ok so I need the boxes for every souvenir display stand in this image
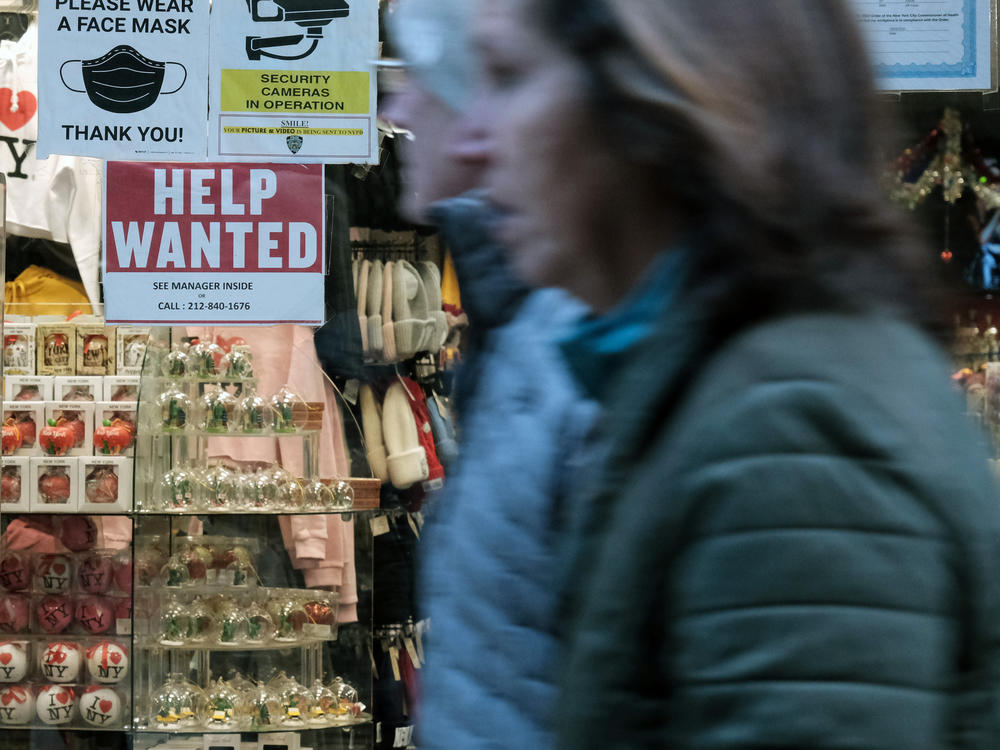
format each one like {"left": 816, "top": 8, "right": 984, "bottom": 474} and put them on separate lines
{"left": 0, "top": 320, "right": 375, "bottom": 750}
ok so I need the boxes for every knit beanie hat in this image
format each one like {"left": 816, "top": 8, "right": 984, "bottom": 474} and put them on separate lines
{"left": 382, "top": 380, "right": 429, "bottom": 489}
{"left": 356, "top": 259, "right": 371, "bottom": 355}
{"left": 382, "top": 261, "right": 398, "bottom": 363}
{"left": 360, "top": 384, "right": 389, "bottom": 481}
{"left": 366, "top": 260, "right": 384, "bottom": 361}
{"left": 392, "top": 260, "right": 434, "bottom": 359}
{"left": 389, "top": 0, "right": 478, "bottom": 113}
{"left": 418, "top": 261, "right": 448, "bottom": 352}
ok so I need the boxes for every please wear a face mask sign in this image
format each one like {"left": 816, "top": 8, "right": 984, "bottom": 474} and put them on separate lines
{"left": 36, "top": 0, "right": 210, "bottom": 160}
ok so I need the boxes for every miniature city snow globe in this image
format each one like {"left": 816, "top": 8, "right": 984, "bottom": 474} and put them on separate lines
{"left": 157, "top": 388, "right": 192, "bottom": 432}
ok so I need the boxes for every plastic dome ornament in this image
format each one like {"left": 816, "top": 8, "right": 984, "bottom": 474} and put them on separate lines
{"left": 308, "top": 679, "right": 336, "bottom": 725}
{"left": 240, "top": 389, "right": 267, "bottom": 433}
{"left": 226, "top": 349, "right": 254, "bottom": 379}
{"left": 203, "top": 677, "right": 243, "bottom": 729}
{"left": 188, "top": 342, "right": 227, "bottom": 379}
{"left": 269, "top": 386, "right": 300, "bottom": 433}
{"left": 249, "top": 682, "right": 281, "bottom": 729}
{"left": 278, "top": 678, "right": 312, "bottom": 727}
{"left": 159, "top": 597, "right": 192, "bottom": 645}
{"left": 187, "top": 597, "right": 215, "bottom": 643}
{"left": 216, "top": 605, "right": 249, "bottom": 645}
{"left": 157, "top": 466, "right": 198, "bottom": 511}
{"left": 245, "top": 600, "right": 275, "bottom": 643}
{"left": 157, "top": 388, "right": 192, "bottom": 432}
{"left": 198, "top": 390, "right": 240, "bottom": 433}
{"left": 151, "top": 673, "right": 204, "bottom": 728}
{"left": 200, "top": 464, "right": 241, "bottom": 511}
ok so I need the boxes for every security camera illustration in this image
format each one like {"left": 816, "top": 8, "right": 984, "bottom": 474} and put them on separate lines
{"left": 245, "top": 0, "right": 350, "bottom": 61}
{"left": 60, "top": 45, "right": 187, "bottom": 114}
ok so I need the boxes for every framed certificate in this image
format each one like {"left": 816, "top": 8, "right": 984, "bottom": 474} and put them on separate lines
{"left": 850, "top": 0, "right": 994, "bottom": 91}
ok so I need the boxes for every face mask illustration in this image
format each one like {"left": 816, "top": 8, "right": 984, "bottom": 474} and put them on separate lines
{"left": 60, "top": 46, "right": 187, "bottom": 114}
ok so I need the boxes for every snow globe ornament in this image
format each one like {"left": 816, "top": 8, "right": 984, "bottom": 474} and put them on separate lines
{"left": 39, "top": 641, "right": 81, "bottom": 682}
{"left": 81, "top": 685, "right": 122, "bottom": 727}
{"left": 0, "top": 641, "right": 27, "bottom": 682}
{"left": 199, "top": 464, "right": 240, "bottom": 510}
{"left": 270, "top": 387, "right": 299, "bottom": 433}
{"left": 36, "top": 595, "right": 73, "bottom": 634}
{"left": 216, "top": 604, "right": 248, "bottom": 645}
{"left": 245, "top": 601, "right": 274, "bottom": 643}
{"left": 36, "top": 684, "right": 75, "bottom": 725}
{"left": 189, "top": 342, "right": 227, "bottom": 379}
{"left": 277, "top": 474, "right": 305, "bottom": 512}
{"left": 76, "top": 597, "right": 114, "bottom": 635}
{"left": 279, "top": 678, "right": 311, "bottom": 727}
{"left": 0, "top": 685, "right": 32, "bottom": 724}
{"left": 249, "top": 682, "right": 281, "bottom": 729}
{"left": 159, "top": 598, "right": 191, "bottom": 645}
{"left": 221, "top": 546, "right": 254, "bottom": 587}
{"left": 268, "top": 592, "right": 306, "bottom": 642}
{"left": 157, "top": 388, "right": 192, "bottom": 432}
{"left": 252, "top": 470, "right": 280, "bottom": 511}
{"left": 186, "top": 598, "right": 214, "bottom": 643}
{"left": 308, "top": 679, "right": 335, "bottom": 725}
{"left": 203, "top": 677, "right": 242, "bottom": 729}
{"left": 162, "top": 554, "right": 191, "bottom": 588}
{"left": 198, "top": 390, "right": 239, "bottom": 433}
{"left": 0, "top": 552, "right": 30, "bottom": 592}
{"left": 86, "top": 641, "right": 128, "bottom": 683}
{"left": 239, "top": 390, "right": 267, "bottom": 433}
{"left": 303, "top": 480, "right": 335, "bottom": 511}
{"left": 331, "top": 480, "right": 354, "bottom": 510}
{"left": 37, "top": 554, "right": 72, "bottom": 594}
{"left": 162, "top": 349, "right": 189, "bottom": 378}
{"left": 78, "top": 554, "right": 113, "bottom": 594}
{"left": 151, "top": 673, "right": 202, "bottom": 728}
{"left": 226, "top": 349, "right": 254, "bottom": 379}
{"left": 157, "top": 466, "right": 197, "bottom": 511}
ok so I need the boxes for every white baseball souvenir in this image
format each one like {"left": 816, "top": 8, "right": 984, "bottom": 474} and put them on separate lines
{"left": 0, "top": 642, "right": 27, "bottom": 682}
{"left": 36, "top": 684, "right": 75, "bottom": 725}
{"left": 39, "top": 641, "right": 82, "bottom": 683}
{"left": 0, "top": 685, "right": 33, "bottom": 724}
{"left": 37, "top": 554, "right": 73, "bottom": 594}
{"left": 86, "top": 641, "right": 129, "bottom": 683}
{"left": 81, "top": 686, "right": 122, "bottom": 727}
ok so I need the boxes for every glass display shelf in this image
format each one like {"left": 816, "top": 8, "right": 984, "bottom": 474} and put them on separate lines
{"left": 134, "top": 638, "right": 334, "bottom": 651}
{"left": 138, "top": 713, "right": 373, "bottom": 733}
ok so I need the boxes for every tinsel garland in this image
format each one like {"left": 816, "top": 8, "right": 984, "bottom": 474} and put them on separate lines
{"left": 886, "top": 107, "right": 1000, "bottom": 210}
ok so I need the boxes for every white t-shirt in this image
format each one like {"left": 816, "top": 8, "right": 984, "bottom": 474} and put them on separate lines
{"left": 0, "top": 21, "right": 102, "bottom": 305}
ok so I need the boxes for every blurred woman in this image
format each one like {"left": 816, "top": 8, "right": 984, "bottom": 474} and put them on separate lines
{"left": 468, "top": 1, "right": 1000, "bottom": 748}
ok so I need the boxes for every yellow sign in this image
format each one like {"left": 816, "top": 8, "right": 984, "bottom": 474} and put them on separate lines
{"left": 220, "top": 70, "right": 370, "bottom": 114}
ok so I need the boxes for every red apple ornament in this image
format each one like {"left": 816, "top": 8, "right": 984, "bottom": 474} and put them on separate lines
{"left": 0, "top": 553, "right": 29, "bottom": 592}
{"left": 38, "top": 419, "right": 75, "bottom": 456}
{"left": 1, "top": 419, "right": 21, "bottom": 456}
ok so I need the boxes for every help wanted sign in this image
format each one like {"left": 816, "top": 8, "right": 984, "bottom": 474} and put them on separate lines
{"left": 103, "top": 161, "right": 326, "bottom": 325}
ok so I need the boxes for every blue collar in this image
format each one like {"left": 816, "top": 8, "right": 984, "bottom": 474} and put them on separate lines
{"left": 558, "top": 249, "right": 689, "bottom": 401}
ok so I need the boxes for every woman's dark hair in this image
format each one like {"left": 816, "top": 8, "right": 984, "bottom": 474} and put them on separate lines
{"left": 542, "top": 0, "right": 935, "bottom": 336}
